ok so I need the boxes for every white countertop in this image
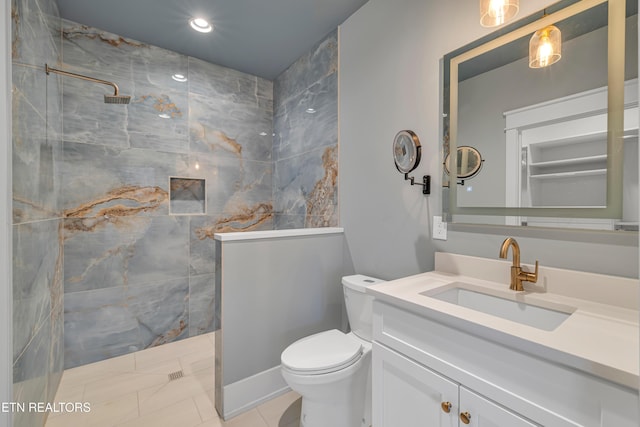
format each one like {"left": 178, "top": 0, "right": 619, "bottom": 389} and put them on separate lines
{"left": 367, "top": 253, "right": 639, "bottom": 390}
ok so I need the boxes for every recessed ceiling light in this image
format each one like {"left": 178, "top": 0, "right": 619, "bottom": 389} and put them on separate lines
{"left": 172, "top": 73, "right": 187, "bottom": 82}
{"left": 189, "top": 17, "right": 213, "bottom": 33}
{"left": 305, "top": 108, "right": 316, "bottom": 114}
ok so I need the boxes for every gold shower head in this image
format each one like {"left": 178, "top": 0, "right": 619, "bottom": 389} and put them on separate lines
{"left": 45, "top": 64, "right": 131, "bottom": 105}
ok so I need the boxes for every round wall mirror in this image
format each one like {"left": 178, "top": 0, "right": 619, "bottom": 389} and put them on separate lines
{"left": 444, "top": 146, "right": 483, "bottom": 179}
{"left": 393, "top": 130, "right": 421, "bottom": 173}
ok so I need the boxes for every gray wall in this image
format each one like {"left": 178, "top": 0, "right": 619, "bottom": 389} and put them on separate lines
{"left": 273, "top": 30, "right": 339, "bottom": 229}
{"left": 11, "top": 0, "right": 64, "bottom": 425}
{"left": 339, "top": 0, "right": 638, "bottom": 280}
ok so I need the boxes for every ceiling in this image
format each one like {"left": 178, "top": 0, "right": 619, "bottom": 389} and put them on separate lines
{"left": 56, "top": 0, "right": 369, "bottom": 80}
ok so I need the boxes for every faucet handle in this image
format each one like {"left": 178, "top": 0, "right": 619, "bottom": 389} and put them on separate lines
{"left": 520, "top": 260, "right": 539, "bottom": 284}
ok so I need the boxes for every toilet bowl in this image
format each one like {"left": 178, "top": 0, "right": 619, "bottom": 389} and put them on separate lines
{"left": 280, "top": 275, "right": 384, "bottom": 427}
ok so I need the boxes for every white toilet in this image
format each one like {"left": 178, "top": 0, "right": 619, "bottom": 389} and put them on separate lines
{"left": 280, "top": 274, "right": 385, "bottom": 427}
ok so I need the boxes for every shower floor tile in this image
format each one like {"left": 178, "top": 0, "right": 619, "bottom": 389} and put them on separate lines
{"left": 44, "top": 332, "right": 301, "bottom": 427}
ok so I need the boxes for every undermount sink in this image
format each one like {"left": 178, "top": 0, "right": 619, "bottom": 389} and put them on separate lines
{"left": 422, "top": 282, "right": 574, "bottom": 331}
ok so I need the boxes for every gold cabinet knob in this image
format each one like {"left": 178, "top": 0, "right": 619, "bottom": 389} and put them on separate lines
{"left": 441, "top": 401, "right": 452, "bottom": 413}
{"left": 460, "top": 411, "right": 471, "bottom": 424}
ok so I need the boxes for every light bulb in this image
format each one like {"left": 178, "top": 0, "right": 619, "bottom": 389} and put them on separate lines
{"left": 480, "top": 0, "right": 518, "bottom": 27}
{"left": 488, "top": 0, "right": 507, "bottom": 25}
{"left": 537, "top": 36, "right": 553, "bottom": 67}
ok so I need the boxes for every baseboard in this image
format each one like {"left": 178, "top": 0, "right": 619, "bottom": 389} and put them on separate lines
{"left": 222, "top": 365, "right": 290, "bottom": 420}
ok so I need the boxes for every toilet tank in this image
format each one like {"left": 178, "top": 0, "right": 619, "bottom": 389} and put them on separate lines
{"left": 342, "top": 275, "right": 385, "bottom": 342}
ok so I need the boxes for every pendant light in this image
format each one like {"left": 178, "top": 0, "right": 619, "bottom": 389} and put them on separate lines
{"left": 479, "top": 0, "right": 519, "bottom": 27}
{"left": 529, "top": 23, "right": 562, "bottom": 68}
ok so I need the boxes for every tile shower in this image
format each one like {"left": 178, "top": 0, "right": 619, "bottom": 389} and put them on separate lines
{"left": 11, "top": 0, "right": 338, "bottom": 423}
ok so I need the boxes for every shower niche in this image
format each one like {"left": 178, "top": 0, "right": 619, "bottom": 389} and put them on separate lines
{"left": 169, "top": 177, "right": 206, "bottom": 215}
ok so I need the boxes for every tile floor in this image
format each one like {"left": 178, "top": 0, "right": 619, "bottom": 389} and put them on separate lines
{"left": 44, "top": 333, "right": 301, "bottom": 427}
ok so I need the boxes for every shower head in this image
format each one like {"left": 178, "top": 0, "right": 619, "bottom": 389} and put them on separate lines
{"left": 104, "top": 94, "right": 131, "bottom": 104}
{"left": 45, "top": 64, "right": 131, "bottom": 105}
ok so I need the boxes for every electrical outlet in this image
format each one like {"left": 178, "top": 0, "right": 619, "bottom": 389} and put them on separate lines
{"left": 433, "top": 216, "right": 448, "bottom": 240}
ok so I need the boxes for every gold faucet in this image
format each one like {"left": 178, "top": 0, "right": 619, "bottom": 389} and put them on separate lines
{"left": 499, "top": 237, "right": 539, "bottom": 291}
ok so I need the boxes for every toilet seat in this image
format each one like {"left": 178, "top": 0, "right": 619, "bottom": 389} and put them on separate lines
{"left": 281, "top": 330, "right": 363, "bottom": 375}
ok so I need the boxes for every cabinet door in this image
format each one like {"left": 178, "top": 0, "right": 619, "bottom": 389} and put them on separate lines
{"left": 459, "top": 387, "right": 540, "bottom": 427}
{"left": 373, "top": 343, "right": 458, "bottom": 427}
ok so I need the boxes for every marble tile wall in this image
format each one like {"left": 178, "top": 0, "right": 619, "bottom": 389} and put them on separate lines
{"left": 60, "top": 21, "right": 275, "bottom": 369}
{"left": 12, "top": 1, "right": 339, "bottom": 380}
{"left": 273, "top": 30, "right": 339, "bottom": 229}
{"left": 11, "top": 0, "right": 64, "bottom": 425}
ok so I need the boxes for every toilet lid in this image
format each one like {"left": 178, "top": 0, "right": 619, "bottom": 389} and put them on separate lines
{"left": 281, "top": 329, "right": 363, "bottom": 375}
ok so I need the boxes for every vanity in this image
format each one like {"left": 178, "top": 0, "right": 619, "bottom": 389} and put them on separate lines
{"left": 367, "top": 252, "right": 639, "bottom": 426}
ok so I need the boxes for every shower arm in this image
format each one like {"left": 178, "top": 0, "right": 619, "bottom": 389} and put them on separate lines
{"left": 45, "top": 64, "right": 122, "bottom": 96}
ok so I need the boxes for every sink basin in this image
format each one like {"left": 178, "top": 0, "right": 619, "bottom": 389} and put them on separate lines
{"left": 422, "top": 282, "right": 574, "bottom": 331}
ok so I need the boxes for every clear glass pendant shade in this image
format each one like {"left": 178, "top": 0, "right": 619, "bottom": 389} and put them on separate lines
{"left": 529, "top": 25, "right": 562, "bottom": 68}
{"left": 479, "top": 0, "right": 519, "bottom": 27}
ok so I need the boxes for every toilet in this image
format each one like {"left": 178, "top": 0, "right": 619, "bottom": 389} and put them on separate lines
{"left": 280, "top": 274, "right": 385, "bottom": 427}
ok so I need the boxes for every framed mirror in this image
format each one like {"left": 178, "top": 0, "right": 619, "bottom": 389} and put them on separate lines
{"left": 444, "top": 146, "right": 484, "bottom": 182}
{"left": 442, "top": 0, "right": 638, "bottom": 231}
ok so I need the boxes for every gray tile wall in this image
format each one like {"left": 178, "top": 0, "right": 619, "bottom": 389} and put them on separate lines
{"left": 12, "top": 0, "right": 339, "bottom": 380}
{"left": 273, "top": 30, "right": 339, "bottom": 229}
{"left": 11, "top": 0, "right": 64, "bottom": 425}
{"left": 60, "top": 20, "right": 275, "bottom": 368}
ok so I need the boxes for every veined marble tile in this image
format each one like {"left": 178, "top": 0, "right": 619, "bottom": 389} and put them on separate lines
{"left": 273, "top": 73, "right": 337, "bottom": 160}
{"left": 64, "top": 286, "right": 142, "bottom": 368}
{"left": 61, "top": 20, "right": 145, "bottom": 82}
{"left": 127, "top": 82, "right": 189, "bottom": 153}
{"left": 64, "top": 277, "right": 190, "bottom": 368}
{"left": 190, "top": 209, "right": 274, "bottom": 243}
{"left": 62, "top": 77, "right": 133, "bottom": 148}
{"left": 48, "top": 299, "right": 64, "bottom": 404}
{"left": 188, "top": 153, "right": 273, "bottom": 219}
{"left": 64, "top": 215, "right": 189, "bottom": 292}
{"left": 61, "top": 141, "right": 190, "bottom": 215}
{"left": 274, "top": 30, "right": 337, "bottom": 109}
{"left": 273, "top": 214, "right": 306, "bottom": 230}
{"left": 188, "top": 57, "right": 271, "bottom": 108}
{"left": 12, "top": 0, "right": 61, "bottom": 67}
{"left": 274, "top": 145, "right": 338, "bottom": 224}
{"left": 257, "top": 78, "right": 274, "bottom": 111}
{"left": 189, "top": 274, "right": 216, "bottom": 336}
{"left": 189, "top": 216, "right": 216, "bottom": 276}
{"left": 13, "top": 64, "right": 62, "bottom": 223}
{"left": 189, "top": 92, "right": 273, "bottom": 162}
{"left": 13, "top": 314, "right": 49, "bottom": 427}
{"left": 13, "top": 219, "right": 62, "bottom": 361}
{"left": 61, "top": 20, "right": 193, "bottom": 149}
{"left": 127, "top": 278, "right": 190, "bottom": 348}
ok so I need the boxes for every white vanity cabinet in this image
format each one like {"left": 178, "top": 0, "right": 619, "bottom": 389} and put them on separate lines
{"left": 371, "top": 300, "right": 639, "bottom": 427}
{"left": 373, "top": 342, "right": 538, "bottom": 427}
